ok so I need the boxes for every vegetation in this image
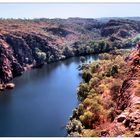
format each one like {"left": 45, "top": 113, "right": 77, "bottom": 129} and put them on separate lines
{"left": 0, "top": 18, "right": 140, "bottom": 136}
{"left": 67, "top": 48, "right": 132, "bottom": 137}
{"left": 80, "top": 56, "right": 86, "bottom": 63}
{"left": 1, "top": 18, "right": 139, "bottom": 86}
{"left": 34, "top": 48, "right": 46, "bottom": 66}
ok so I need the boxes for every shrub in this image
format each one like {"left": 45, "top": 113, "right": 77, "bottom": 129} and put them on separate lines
{"left": 87, "top": 90, "right": 97, "bottom": 98}
{"left": 80, "top": 56, "right": 86, "bottom": 63}
{"left": 107, "top": 108, "right": 116, "bottom": 122}
{"left": 98, "top": 40, "right": 106, "bottom": 48}
{"left": 35, "top": 48, "right": 46, "bottom": 64}
{"left": 62, "top": 46, "right": 73, "bottom": 57}
{"left": 111, "top": 82, "right": 121, "bottom": 100}
{"left": 82, "top": 70, "right": 92, "bottom": 83}
{"left": 90, "top": 100, "right": 103, "bottom": 114}
{"left": 99, "top": 53, "right": 111, "bottom": 60}
{"left": 91, "top": 63, "right": 100, "bottom": 73}
{"left": 78, "top": 103, "right": 84, "bottom": 114}
{"left": 89, "top": 77, "right": 100, "bottom": 89}
{"left": 97, "top": 84, "right": 108, "bottom": 94}
{"left": 77, "top": 83, "right": 89, "bottom": 101}
{"left": 79, "top": 111, "right": 93, "bottom": 127}
{"left": 111, "top": 65, "right": 119, "bottom": 75}
{"left": 106, "top": 64, "right": 119, "bottom": 77}
{"left": 83, "top": 98, "right": 92, "bottom": 106}
{"left": 82, "top": 129, "right": 99, "bottom": 137}
{"left": 66, "top": 118, "right": 84, "bottom": 134}
{"left": 68, "top": 132, "right": 82, "bottom": 137}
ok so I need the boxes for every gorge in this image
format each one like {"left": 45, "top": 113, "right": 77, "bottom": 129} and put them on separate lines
{"left": 0, "top": 17, "right": 140, "bottom": 137}
{"left": 0, "top": 55, "right": 98, "bottom": 136}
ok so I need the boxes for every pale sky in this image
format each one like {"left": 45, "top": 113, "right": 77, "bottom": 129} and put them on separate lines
{"left": 0, "top": 3, "right": 140, "bottom": 19}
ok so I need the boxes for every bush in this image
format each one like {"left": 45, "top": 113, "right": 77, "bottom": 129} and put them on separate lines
{"left": 66, "top": 118, "right": 84, "bottom": 134}
{"left": 98, "top": 40, "right": 106, "bottom": 48}
{"left": 106, "top": 64, "right": 119, "bottom": 77}
{"left": 80, "top": 56, "right": 86, "bottom": 63}
{"left": 83, "top": 98, "right": 91, "bottom": 105}
{"left": 62, "top": 46, "right": 74, "bottom": 57}
{"left": 91, "top": 63, "right": 100, "bottom": 73}
{"left": 111, "top": 82, "right": 121, "bottom": 100}
{"left": 107, "top": 108, "right": 116, "bottom": 122}
{"left": 82, "top": 129, "right": 99, "bottom": 137}
{"left": 89, "top": 77, "right": 100, "bottom": 89}
{"left": 111, "top": 65, "right": 119, "bottom": 75}
{"left": 77, "top": 83, "right": 89, "bottom": 101}
{"left": 35, "top": 48, "right": 46, "bottom": 64}
{"left": 90, "top": 100, "right": 103, "bottom": 114}
{"left": 97, "top": 84, "right": 108, "bottom": 94}
{"left": 82, "top": 70, "right": 92, "bottom": 83}
{"left": 87, "top": 89, "right": 97, "bottom": 98}
{"left": 78, "top": 104, "right": 84, "bottom": 114}
{"left": 79, "top": 111, "right": 93, "bottom": 127}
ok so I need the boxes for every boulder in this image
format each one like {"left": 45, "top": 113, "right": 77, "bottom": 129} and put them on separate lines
{"left": 124, "top": 119, "right": 130, "bottom": 127}
{"left": 134, "top": 131, "right": 140, "bottom": 137}
{"left": 6, "top": 83, "right": 15, "bottom": 89}
{"left": 130, "top": 125, "right": 136, "bottom": 131}
{"left": 100, "top": 129, "right": 109, "bottom": 136}
{"left": 0, "top": 84, "right": 5, "bottom": 91}
{"left": 117, "top": 114, "right": 126, "bottom": 122}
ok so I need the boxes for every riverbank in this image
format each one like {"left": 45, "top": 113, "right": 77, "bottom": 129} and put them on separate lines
{"left": 0, "top": 47, "right": 133, "bottom": 92}
{"left": 0, "top": 83, "right": 15, "bottom": 91}
{"left": 66, "top": 48, "right": 138, "bottom": 137}
{"left": 0, "top": 18, "right": 139, "bottom": 91}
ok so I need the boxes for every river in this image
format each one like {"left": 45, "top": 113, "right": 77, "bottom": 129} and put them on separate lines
{"left": 0, "top": 55, "right": 99, "bottom": 137}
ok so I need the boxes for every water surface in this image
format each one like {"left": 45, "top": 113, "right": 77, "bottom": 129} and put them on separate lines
{"left": 0, "top": 55, "right": 98, "bottom": 137}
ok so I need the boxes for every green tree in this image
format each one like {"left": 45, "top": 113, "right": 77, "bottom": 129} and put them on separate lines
{"left": 63, "top": 46, "right": 73, "bottom": 57}
{"left": 35, "top": 48, "right": 46, "bottom": 66}
{"left": 77, "top": 83, "right": 89, "bottom": 101}
{"left": 82, "top": 70, "right": 92, "bottom": 83}
{"left": 111, "top": 64, "right": 119, "bottom": 76}
{"left": 80, "top": 56, "right": 86, "bottom": 63}
{"left": 79, "top": 111, "right": 93, "bottom": 128}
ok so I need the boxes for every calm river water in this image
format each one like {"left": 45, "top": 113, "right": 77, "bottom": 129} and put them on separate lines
{"left": 0, "top": 55, "right": 98, "bottom": 137}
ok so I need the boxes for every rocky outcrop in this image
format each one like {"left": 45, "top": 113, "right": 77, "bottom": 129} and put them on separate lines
{"left": 1, "top": 18, "right": 140, "bottom": 88}
{"left": 104, "top": 43, "right": 140, "bottom": 137}
{"left": 67, "top": 42, "right": 140, "bottom": 137}
{"left": 43, "top": 27, "right": 74, "bottom": 37}
{"left": 0, "top": 40, "right": 23, "bottom": 85}
{"left": 101, "top": 19, "right": 140, "bottom": 37}
{"left": 5, "top": 83, "right": 15, "bottom": 89}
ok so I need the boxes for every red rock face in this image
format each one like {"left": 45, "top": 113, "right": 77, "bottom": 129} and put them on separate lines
{"left": 105, "top": 44, "right": 140, "bottom": 137}
{"left": 0, "top": 47, "right": 12, "bottom": 83}
{"left": 0, "top": 41, "right": 23, "bottom": 84}
{"left": 0, "top": 18, "right": 140, "bottom": 86}
{"left": 101, "top": 19, "right": 140, "bottom": 37}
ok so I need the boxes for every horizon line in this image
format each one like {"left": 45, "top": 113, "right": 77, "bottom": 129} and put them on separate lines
{"left": 0, "top": 16, "right": 140, "bottom": 20}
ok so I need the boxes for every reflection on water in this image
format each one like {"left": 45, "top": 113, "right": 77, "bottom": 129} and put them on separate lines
{"left": 0, "top": 55, "right": 99, "bottom": 137}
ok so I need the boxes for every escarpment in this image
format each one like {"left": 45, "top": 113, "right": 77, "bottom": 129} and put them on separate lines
{"left": 67, "top": 42, "right": 140, "bottom": 137}
{"left": 0, "top": 39, "right": 23, "bottom": 83}
{"left": 1, "top": 18, "right": 140, "bottom": 89}
{"left": 106, "top": 43, "right": 140, "bottom": 137}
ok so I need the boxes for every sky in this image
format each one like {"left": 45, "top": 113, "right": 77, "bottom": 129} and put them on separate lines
{"left": 0, "top": 3, "right": 140, "bottom": 19}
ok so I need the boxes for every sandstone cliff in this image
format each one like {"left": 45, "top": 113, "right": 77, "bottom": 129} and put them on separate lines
{"left": 67, "top": 43, "right": 140, "bottom": 137}
{"left": 0, "top": 18, "right": 140, "bottom": 87}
